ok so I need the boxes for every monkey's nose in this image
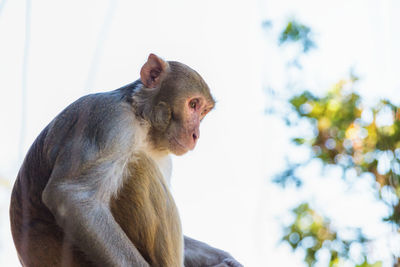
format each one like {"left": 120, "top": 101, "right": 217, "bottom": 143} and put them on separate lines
{"left": 192, "top": 133, "right": 198, "bottom": 142}
{"left": 192, "top": 128, "right": 200, "bottom": 143}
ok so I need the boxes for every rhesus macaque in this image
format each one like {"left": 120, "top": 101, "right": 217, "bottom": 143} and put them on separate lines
{"left": 10, "top": 54, "right": 243, "bottom": 267}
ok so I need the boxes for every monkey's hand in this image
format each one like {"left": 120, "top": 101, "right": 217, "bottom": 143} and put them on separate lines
{"left": 184, "top": 236, "right": 243, "bottom": 267}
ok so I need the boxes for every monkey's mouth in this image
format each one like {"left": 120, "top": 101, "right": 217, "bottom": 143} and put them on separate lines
{"left": 172, "top": 137, "right": 187, "bottom": 149}
{"left": 171, "top": 136, "right": 193, "bottom": 153}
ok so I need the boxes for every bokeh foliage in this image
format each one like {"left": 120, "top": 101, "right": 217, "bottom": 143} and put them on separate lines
{"left": 267, "top": 19, "right": 400, "bottom": 266}
{"left": 286, "top": 77, "right": 400, "bottom": 223}
{"left": 279, "top": 20, "right": 315, "bottom": 53}
{"left": 280, "top": 78, "right": 400, "bottom": 265}
{"left": 283, "top": 203, "right": 373, "bottom": 267}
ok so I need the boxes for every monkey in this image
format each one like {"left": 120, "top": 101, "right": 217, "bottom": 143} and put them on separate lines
{"left": 10, "top": 54, "right": 243, "bottom": 267}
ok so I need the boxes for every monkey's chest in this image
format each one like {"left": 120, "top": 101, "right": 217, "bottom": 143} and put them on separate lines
{"left": 110, "top": 157, "right": 183, "bottom": 267}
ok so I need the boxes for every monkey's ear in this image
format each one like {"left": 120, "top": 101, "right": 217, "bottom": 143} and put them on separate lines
{"left": 140, "top": 54, "right": 169, "bottom": 88}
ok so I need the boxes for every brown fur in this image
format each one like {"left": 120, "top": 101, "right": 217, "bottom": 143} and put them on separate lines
{"left": 111, "top": 153, "right": 182, "bottom": 267}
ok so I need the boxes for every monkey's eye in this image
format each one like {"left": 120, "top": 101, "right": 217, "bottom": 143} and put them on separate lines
{"left": 189, "top": 99, "right": 199, "bottom": 110}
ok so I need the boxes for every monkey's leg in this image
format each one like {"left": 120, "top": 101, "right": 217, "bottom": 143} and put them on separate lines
{"left": 13, "top": 222, "right": 95, "bottom": 267}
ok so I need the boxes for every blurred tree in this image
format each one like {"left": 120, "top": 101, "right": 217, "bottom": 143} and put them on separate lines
{"left": 279, "top": 20, "right": 315, "bottom": 53}
{"left": 283, "top": 203, "right": 372, "bottom": 267}
{"left": 265, "top": 19, "right": 400, "bottom": 267}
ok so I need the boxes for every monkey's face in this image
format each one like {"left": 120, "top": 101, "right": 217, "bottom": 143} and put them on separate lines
{"left": 165, "top": 94, "right": 213, "bottom": 156}
{"left": 137, "top": 54, "right": 215, "bottom": 155}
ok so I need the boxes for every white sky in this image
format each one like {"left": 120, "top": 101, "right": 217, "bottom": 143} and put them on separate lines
{"left": 0, "top": 0, "right": 399, "bottom": 266}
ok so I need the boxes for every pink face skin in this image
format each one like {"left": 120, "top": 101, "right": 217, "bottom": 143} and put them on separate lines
{"left": 170, "top": 95, "right": 213, "bottom": 155}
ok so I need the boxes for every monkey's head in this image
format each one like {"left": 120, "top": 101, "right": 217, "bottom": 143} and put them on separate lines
{"left": 134, "top": 54, "right": 215, "bottom": 156}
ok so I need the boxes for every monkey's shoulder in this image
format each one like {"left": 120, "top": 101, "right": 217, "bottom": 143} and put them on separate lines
{"left": 47, "top": 89, "right": 138, "bottom": 143}
{"left": 58, "top": 88, "right": 136, "bottom": 124}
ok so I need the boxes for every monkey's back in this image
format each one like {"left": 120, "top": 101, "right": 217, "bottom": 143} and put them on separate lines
{"left": 9, "top": 127, "right": 96, "bottom": 266}
{"left": 111, "top": 153, "right": 183, "bottom": 267}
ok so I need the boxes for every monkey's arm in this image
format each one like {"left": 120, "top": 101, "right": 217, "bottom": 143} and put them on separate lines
{"left": 184, "top": 236, "right": 243, "bottom": 267}
{"left": 41, "top": 103, "right": 149, "bottom": 267}
{"left": 42, "top": 160, "right": 149, "bottom": 267}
